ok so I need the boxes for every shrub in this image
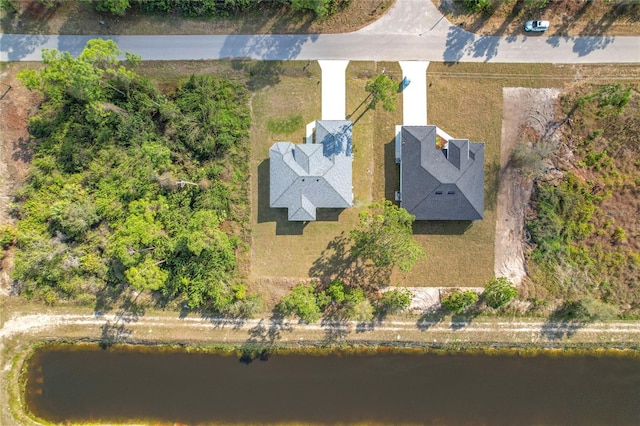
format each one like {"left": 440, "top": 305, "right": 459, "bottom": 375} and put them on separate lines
{"left": 347, "top": 300, "right": 375, "bottom": 322}
{"left": 441, "top": 290, "right": 479, "bottom": 314}
{"left": 612, "top": 227, "right": 626, "bottom": 243}
{"left": 511, "top": 139, "right": 559, "bottom": 179}
{"left": 576, "top": 84, "right": 632, "bottom": 116}
{"left": 559, "top": 297, "right": 620, "bottom": 321}
{"left": 0, "top": 225, "right": 16, "bottom": 248}
{"left": 462, "top": 0, "right": 492, "bottom": 15}
{"left": 379, "top": 288, "right": 413, "bottom": 314}
{"left": 326, "top": 279, "right": 347, "bottom": 303}
{"left": 277, "top": 283, "right": 325, "bottom": 322}
{"left": 227, "top": 293, "right": 262, "bottom": 318}
{"left": 482, "top": 277, "right": 518, "bottom": 309}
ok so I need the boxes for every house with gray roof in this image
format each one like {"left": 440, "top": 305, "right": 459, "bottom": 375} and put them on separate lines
{"left": 396, "top": 125, "right": 484, "bottom": 221}
{"left": 270, "top": 120, "right": 353, "bottom": 221}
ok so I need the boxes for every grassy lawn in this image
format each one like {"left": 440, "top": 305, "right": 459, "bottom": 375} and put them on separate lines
{"left": 247, "top": 60, "right": 586, "bottom": 289}
{"left": 249, "top": 61, "right": 375, "bottom": 282}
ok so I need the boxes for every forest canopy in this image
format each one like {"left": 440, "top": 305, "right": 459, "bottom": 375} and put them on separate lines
{"left": 14, "top": 39, "right": 255, "bottom": 314}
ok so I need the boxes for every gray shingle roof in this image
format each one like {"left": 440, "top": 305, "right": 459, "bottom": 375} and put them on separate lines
{"left": 399, "top": 126, "right": 484, "bottom": 220}
{"left": 270, "top": 120, "right": 353, "bottom": 221}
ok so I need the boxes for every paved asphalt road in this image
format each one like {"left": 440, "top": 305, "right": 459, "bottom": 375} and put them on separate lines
{"left": 1, "top": 0, "right": 639, "bottom": 63}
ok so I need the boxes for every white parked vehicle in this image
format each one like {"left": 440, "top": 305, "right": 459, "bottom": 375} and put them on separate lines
{"left": 524, "top": 20, "right": 550, "bottom": 32}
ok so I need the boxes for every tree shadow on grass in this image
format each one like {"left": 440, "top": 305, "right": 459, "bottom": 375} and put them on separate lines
{"left": 232, "top": 59, "right": 284, "bottom": 92}
{"left": 308, "top": 232, "right": 391, "bottom": 290}
{"left": 355, "top": 319, "right": 379, "bottom": 334}
{"left": 11, "top": 137, "right": 33, "bottom": 163}
{"left": 94, "top": 283, "right": 127, "bottom": 317}
{"left": 417, "top": 307, "right": 448, "bottom": 331}
{"left": 450, "top": 310, "right": 480, "bottom": 330}
{"left": 98, "top": 294, "right": 146, "bottom": 348}
{"left": 321, "top": 316, "right": 351, "bottom": 342}
{"left": 384, "top": 137, "right": 400, "bottom": 202}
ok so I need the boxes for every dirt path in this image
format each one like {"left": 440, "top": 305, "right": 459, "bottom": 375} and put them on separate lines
{"left": 3, "top": 311, "right": 640, "bottom": 348}
{"left": 494, "top": 87, "right": 560, "bottom": 286}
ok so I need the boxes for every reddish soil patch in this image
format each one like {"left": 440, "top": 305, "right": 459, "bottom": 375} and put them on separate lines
{"left": 0, "top": 64, "right": 39, "bottom": 295}
{"left": 0, "top": 65, "right": 36, "bottom": 225}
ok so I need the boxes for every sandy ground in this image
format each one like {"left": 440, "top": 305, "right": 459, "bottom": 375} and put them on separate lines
{"left": 4, "top": 311, "right": 640, "bottom": 349}
{"left": 494, "top": 87, "right": 560, "bottom": 286}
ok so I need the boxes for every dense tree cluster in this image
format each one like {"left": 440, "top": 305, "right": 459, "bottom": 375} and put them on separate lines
{"left": 14, "top": 40, "right": 255, "bottom": 314}
{"left": 81, "top": 0, "right": 350, "bottom": 18}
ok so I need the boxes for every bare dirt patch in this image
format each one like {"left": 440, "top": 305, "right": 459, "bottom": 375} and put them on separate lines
{"left": 0, "top": 65, "right": 34, "bottom": 226}
{"left": 494, "top": 87, "right": 560, "bottom": 286}
{"left": 437, "top": 0, "right": 640, "bottom": 36}
{"left": 0, "top": 64, "right": 38, "bottom": 297}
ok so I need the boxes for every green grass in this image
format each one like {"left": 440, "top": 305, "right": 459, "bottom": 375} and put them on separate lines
{"left": 267, "top": 114, "right": 303, "bottom": 135}
{"left": 249, "top": 61, "right": 580, "bottom": 288}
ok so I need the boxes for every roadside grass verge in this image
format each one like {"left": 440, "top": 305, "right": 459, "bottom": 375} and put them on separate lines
{"left": 0, "top": 0, "right": 395, "bottom": 36}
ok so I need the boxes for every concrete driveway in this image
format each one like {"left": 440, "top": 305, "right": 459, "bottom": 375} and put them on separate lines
{"left": 399, "top": 61, "right": 429, "bottom": 126}
{"left": 319, "top": 60, "right": 349, "bottom": 120}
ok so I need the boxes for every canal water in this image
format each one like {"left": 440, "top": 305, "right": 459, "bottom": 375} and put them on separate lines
{"left": 26, "top": 345, "right": 640, "bottom": 425}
